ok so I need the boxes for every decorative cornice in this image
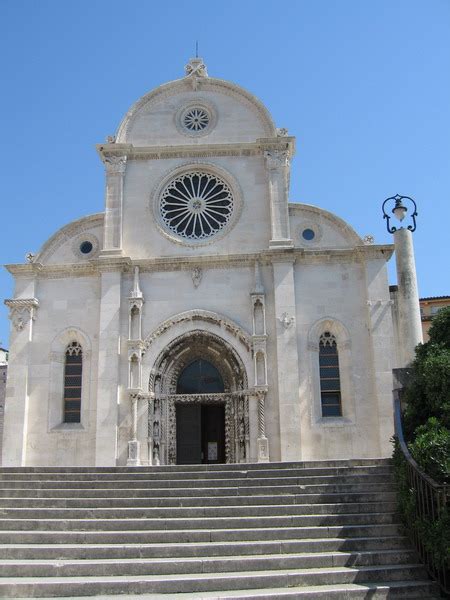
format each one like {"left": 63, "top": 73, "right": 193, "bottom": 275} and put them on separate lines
{"left": 96, "top": 138, "right": 295, "bottom": 163}
{"left": 4, "top": 245, "right": 394, "bottom": 279}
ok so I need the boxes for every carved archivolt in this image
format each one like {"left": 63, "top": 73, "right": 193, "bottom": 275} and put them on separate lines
{"left": 148, "top": 329, "right": 249, "bottom": 465}
{"left": 143, "top": 309, "right": 252, "bottom": 352}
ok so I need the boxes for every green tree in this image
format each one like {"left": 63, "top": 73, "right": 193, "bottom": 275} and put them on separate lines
{"left": 403, "top": 306, "right": 450, "bottom": 444}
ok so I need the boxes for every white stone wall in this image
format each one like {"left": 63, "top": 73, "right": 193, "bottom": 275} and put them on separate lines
{"left": 2, "top": 64, "right": 399, "bottom": 466}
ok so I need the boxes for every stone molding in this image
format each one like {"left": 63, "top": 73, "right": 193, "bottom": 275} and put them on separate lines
{"left": 97, "top": 138, "right": 295, "bottom": 163}
{"left": 4, "top": 298, "right": 39, "bottom": 331}
{"left": 5, "top": 244, "right": 395, "bottom": 279}
{"left": 143, "top": 309, "right": 252, "bottom": 351}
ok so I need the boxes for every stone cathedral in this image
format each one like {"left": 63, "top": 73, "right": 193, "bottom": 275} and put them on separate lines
{"left": 2, "top": 59, "right": 402, "bottom": 467}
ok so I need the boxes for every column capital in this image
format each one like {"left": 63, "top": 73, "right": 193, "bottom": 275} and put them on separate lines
{"left": 4, "top": 298, "right": 39, "bottom": 332}
{"left": 264, "top": 149, "right": 290, "bottom": 170}
{"left": 104, "top": 155, "right": 127, "bottom": 174}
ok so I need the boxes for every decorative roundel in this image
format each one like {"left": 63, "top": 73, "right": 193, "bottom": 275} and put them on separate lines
{"left": 72, "top": 233, "right": 99, "bottom": 259}
{"left": 183, "top": 107, "right": 209, "bottom": 132}
{"left": 176, "top": 101, "right": 216, "bottom": 137}
{"left": 297, "top": 221, "right": 322, "bottom": 246}
{"left": 160, "top": 171, "right": 234, "bottom": 240}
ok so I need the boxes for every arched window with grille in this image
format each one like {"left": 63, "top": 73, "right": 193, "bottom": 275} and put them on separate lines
{"left": 63, "top": 342, "right": 83, "bottom": 423}
{"left": 319, "top": 332, "right": 342, "bottom": 417}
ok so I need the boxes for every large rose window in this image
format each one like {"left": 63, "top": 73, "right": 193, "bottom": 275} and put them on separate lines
{"left": 160, "top": 172, "right": 234, "bottom": 240}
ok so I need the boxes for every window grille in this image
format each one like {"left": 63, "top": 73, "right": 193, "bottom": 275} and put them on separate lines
{"left": 319, "top": 332, "right": 342, "bottom": 417}
{"left": 63, "top": 342, "right": 82, "bottom": 423}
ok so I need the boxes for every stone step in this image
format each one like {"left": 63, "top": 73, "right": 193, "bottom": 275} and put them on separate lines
{"left": 0, "top": 472, "right": 394, "bottom": 489}
{"left": 66, "top": 581, "right": 436, "bottom": 599}
{"left": 0, "top": 501, "right": 397, "bottom": 519}
{"left": 0, "top": 536, "right": 411, "bottom": 560}
{"left": 0, "top": 481, "right": 395, "bottom": 497}
{"left": 0, "top": 523, "right": 402, "bottom": 545}
{"left": 0, "top": 549, "right": 419, "bottom": 577}
{"left": 0, "top": 485, "right": 396, "bottom": 507}
{"left": 0, "top": 564, "right": 429, "bottom": 597}
{"left": 0, "top": 458, "right": 392, "bottom": 474}
{"left": 0, "top": 466, "right": 393, "bottom": 482}
{"left": 0, "top": 512, "right": 398, "bottom": 532}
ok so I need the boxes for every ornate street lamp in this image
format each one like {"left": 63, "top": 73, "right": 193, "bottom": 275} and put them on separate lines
{"left": 383, "top": 194, "right": 422, "bottom": 366}
{"left": 382, "top": 194, "right": 418, "bottom": 233}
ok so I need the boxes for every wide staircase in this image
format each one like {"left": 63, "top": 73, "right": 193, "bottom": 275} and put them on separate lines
{"left": 0, "top": 459, "right": 440, "bottom": 598}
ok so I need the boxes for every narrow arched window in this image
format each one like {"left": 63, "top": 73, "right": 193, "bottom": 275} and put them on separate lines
{"left": 63, "top": 342, "right": 82, "bottom": 423}
{"left": 319, "top": 332, "right": 342, "bottom": 417}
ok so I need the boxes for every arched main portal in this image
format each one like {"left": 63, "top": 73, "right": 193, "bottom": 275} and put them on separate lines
{"left": 148, "top": 330, "right": 249, "bottom": 465}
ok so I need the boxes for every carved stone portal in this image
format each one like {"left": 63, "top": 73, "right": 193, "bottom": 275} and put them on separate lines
{"left": 148, "top": 330, "right": 249, "bottom": 465}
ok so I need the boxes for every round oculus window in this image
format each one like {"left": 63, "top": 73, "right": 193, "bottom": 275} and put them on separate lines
{"left": 160, "top": 172, "right": 234, "bottom": 240}
{"left": 183, "top": 107, "right": 209, "bottom": 132}
{"left": 302, "top": 228, "right": 315, "bottom": 241}
{"left": 79, "top": 241, "right": 93, "bottom": 254}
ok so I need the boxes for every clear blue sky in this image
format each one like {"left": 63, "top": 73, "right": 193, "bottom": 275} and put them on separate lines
{"left": 1, "top": 0, "right": 449, "bottom": 348}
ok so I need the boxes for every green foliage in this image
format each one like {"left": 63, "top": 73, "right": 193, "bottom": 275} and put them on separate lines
{"left": 428, "top": 305, "right": 450, "bottom": 348}
{"left": 408, "top": 418, "right": 450, "bottom": 484}
{"left": 392, "top": 439, "right": 450, "bottom": 568}
{"left": 392, "top": 307, "right": 450, "bottom": 573}
{"left": 403, "top": 306, "right": 450, "bottom": 438}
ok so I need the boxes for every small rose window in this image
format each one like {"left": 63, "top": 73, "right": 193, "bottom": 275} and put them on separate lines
{"left": 183, "top": 107, "right": 209, "bottom": 132}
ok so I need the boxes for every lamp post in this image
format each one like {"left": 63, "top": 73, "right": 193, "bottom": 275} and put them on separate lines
{"left": 382, "top": 195, "right": 422, "bottom": 366}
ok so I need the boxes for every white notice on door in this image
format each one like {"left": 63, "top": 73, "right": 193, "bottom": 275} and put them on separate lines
{"left": 208, "top": 442, "right": 218, "bottom": 460}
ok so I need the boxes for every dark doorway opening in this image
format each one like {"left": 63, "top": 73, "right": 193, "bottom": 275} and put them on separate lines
{"left": 176, "top": 358, "right": 226, "bottom": 465}
{"left": 176, "top": 403, "right": 225, "bottom": 464}
{"left": 177, "top": 358, "right": 224, "bottom": 394}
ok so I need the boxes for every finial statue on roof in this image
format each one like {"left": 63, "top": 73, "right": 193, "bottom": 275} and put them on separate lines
{"left": 184, "top": 57, "right": 208, "bottom": 79}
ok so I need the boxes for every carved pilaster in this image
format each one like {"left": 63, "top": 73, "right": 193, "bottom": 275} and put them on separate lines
{"left": 129, "top": 267, "right": 144, "bottom": 340}
{"left": 127, "top": 392, "right": 141, "bottom": 466}
{"left": 264, "top": 150, "right": 293, "bottom": 248}
{"left": 102, "top": 155, "right": 127, "bottom": 255}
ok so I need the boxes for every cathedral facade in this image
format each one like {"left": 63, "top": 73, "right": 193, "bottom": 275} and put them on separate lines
{"left": 3, "top": 59, "right": 399, "bottom": 467}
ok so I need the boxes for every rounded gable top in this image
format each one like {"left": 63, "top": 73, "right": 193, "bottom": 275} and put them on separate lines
{"left": 289, "top": 203, "right": 364, "bottom": 248}
{"left": 35, "top": 213, "right": 104, "bottom": 265}
{"left": 115, "top": 58, "right": 277, "bottom": 146}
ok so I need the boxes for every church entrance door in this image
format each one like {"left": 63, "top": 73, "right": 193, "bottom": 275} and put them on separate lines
{"left": 175, "top": 359, "right": 226, "bottom": 465}
{"left": 176, "top": 403, "right": 225, "bottom": 465}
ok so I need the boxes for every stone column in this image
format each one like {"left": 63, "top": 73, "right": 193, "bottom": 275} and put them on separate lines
{"left": 95, "top": 269, "right": 122, "bottom": 466}
{"left": 127, "top": 393, "right": 140, "bottom": 466}
{"left": 264, "top": 150, "right": 293, "bottom": 248}
{"left": 102, "top": 155, "right": 126, "bottom": 256}
{"left": 272, "top": 257, "right": 301, "bottom": 461}
{"left": 255, "top": 390, "right": 269, "bottom": 462}
{"left": 2, "top": 298, "right": 39, "bottom": 466}
{"left": 394, "top": 228, "right": 423, "bottom": 366}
